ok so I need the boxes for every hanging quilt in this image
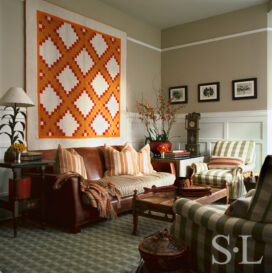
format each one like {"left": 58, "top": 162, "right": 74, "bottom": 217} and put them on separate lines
{"left": 26, "top": 0, "right": 126, "bottom": 150}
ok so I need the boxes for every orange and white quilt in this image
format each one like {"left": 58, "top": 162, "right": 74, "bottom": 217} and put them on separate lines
{"left": 26, "top": 0, "right": 126, "bottom": 150}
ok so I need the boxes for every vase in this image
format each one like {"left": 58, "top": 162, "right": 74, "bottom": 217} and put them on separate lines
{"left": 4, "top": 148, "right": 16, "bottom": 162}
{"left": 149, "top": 141, "right": 172, "bottom": 156}
{"left": 15, "top": 152, "right": 21, "bottom": 163}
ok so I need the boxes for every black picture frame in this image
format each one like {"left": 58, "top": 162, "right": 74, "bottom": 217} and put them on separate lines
{"left": 169, "top": 85, "right": 188, "bottom": 104}
{"left": 198, "top": 82, "right": 220, "bottom": 102}
{"left": 232, "top": 78, "right": 257, "bottom": 100}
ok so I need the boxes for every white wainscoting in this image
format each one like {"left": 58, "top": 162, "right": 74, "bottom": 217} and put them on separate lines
{"left": 127, "top": 110, "right": 268, "bottom": 173}
{"left": 167, "top": 110, "right": 268, "bottom": 173}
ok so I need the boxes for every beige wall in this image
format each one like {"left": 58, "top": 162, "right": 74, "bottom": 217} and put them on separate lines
{"left": 0, "top": 0, "right": 25, "bottom": 94}
{"left": 0, "top": 0, "right": 161, "bottom": 112}
{"left": 127, "top": 41, "right": 161, "bottom": 111}
{"left": 162, "top": 4, "right": 268, "bottom": 113}
{"left": 49, "top": 0, "right": 161, "bottom": 48}
{"left": 162, "top": 4, "right": 267, "bottom": 48}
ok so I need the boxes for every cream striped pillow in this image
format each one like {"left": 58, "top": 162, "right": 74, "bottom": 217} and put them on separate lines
{"left": 124, "top": 143, "right": 154, "bottom": 174}
{"left": 136, "top": 144, "right": 155, "bottom": 174}
{"left": 104, "top": 144, "right": 140, "bottom": 177}
{"left": 55, "top": 144, "right": 87, "bottom": 179}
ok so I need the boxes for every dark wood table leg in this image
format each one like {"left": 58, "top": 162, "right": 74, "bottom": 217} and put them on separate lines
{"left": 132, "top": 212, "right": 138, "bottom": 235}
{"left": 132, "top": 190, "right": 138, "bottom": 235}
{"left": 40, "top": 166, "right": 46, "bottom": 229}
{"left": 12, "top": 168, "right": 21, "bottom": 238}
{"left": 225, "top": 182, "right": 229, "bottom": 205}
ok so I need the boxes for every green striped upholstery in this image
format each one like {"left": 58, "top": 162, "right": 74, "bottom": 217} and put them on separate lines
{"left": 192, "top": 162, "right": 208, "bottom": 173}
{"left": 213, "top": 140, "right": 255, "bottom": 165}
{"left": 171, "top": 198, "right": 272, "bottom": 273}
{"left": 192, "top": 168, "right": 246, "bottom": 199}
{"left": 193, "top": 169, "right": 233, "bottom": 186}
{"left": 191, "top": 140, "right": 255, "bottom": 199}
{"left": 247, "top": 155, "right": 272, "bottom": 223}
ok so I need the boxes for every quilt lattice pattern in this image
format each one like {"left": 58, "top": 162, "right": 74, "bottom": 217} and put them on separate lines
{"left": 37, "top": 11, "right": 121, "bottom": 138}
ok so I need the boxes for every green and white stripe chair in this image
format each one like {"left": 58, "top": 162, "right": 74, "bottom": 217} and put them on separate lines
{"left": 171, "top": 155, "right": 272, "bottom": 273}
{"left": 192, "top": 140, "right": 256, "bottom": 199}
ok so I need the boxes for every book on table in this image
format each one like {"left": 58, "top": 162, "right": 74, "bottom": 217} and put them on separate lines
{"left": 165, "top": 151, "right": 190, "bottom": 156}
{"left": 164, "top": 151, "right": 191, "bottom": 159}
{"left": 21, "top": 152, "right": 42, "bottom": 161}
{"left": 164, "top": 156, "right": 191, "bottom": 160}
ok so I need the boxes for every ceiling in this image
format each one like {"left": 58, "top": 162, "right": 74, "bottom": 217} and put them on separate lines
{"left": 99, "top": 0, "right": 267, "bottom": 29}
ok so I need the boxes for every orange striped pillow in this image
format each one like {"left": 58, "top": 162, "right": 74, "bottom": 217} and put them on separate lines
{"left": 104, "top": 144, "right": 140, "bottom": 177}
{"left": 55, "top": 144, "right": 87, "bottom": 179}
{"left": 136, "top": 144, "right": 155, "bottom": 174}
{"left": 208, "top": 156, "right": 244, "bottom": 170}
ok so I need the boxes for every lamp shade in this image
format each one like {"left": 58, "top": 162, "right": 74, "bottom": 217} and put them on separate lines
{"left": 0, "top": 87, "right": 35, "bottom": 107}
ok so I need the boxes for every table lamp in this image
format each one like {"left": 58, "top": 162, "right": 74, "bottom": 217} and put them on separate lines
{"left": 0, "top": 87, "right": 35, "bottom": 145}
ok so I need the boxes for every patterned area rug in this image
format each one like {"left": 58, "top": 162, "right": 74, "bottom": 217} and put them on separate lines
{"left": 0, "top": 213, "right": 170, "bottom": 273}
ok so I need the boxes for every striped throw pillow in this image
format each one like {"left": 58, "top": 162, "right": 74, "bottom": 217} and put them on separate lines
{"left": 104, "top": 144, "right": 140, "bottom": 177}
{"left": 55, "top": 144, "right": 87, "bottom": 179}
{"left": 208, "top": 156, "right": 244, "bottom": 170}
{"left": 136, "top": 144, "right": 154, "bottom": 174}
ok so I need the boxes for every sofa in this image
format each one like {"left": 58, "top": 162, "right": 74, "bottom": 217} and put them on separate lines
{"left": 28, "top": 145, "right": 176, "bottom": 233}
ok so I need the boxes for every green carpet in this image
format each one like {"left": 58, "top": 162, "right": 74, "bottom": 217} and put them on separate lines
{"left": 0, "top": 213, "right": 171, "bottom": 273}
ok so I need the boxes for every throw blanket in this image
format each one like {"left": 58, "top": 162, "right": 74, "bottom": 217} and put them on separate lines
{"left": 54, "top": 172, "right": 121, "bottom": 219}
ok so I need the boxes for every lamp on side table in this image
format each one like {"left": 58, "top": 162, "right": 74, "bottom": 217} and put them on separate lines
{"left": 0, "top": 87, "right": 35, "bottom": 161}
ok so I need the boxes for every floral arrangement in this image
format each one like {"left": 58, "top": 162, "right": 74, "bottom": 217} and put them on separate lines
{"left": 157, "top": 144, "right": 169, "bottom": 153}
{"left": 136, "top": 92, "right": 183, "bottom": 142}
{"left": 9, "top": 143, "right": 26, "bottom": 153}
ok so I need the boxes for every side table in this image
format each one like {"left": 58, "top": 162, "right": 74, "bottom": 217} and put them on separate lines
{"left": 151, "top": 155, "right": 204, "bottom": 178}
{"left": 0, "top": 160, "right": 55, "bottom": 237}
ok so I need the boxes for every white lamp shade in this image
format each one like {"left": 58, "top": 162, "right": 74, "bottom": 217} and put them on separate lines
{"left": 0, "top": 87, "right": 35, "bottom": 107}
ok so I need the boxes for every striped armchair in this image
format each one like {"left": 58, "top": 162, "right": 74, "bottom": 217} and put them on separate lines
{"left": 171, "top": 155, "right": 272, "bottom": 273}
{"left": 192, "top": 140, "right": 256, "bottom": 199}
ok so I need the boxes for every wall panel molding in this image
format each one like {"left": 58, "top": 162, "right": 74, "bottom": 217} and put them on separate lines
{"left": 127, "top": 110, "right": 268, "bottom": 172}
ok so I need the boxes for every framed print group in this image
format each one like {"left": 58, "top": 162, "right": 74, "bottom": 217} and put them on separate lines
{"left": 232, "top": 78, "right": 257, "bottom": 100}
{"left": 169, "top": 85, "right": 188, "bottom": 104}
{"left": 198, "top": 82, "right": 220, "bottom": 102}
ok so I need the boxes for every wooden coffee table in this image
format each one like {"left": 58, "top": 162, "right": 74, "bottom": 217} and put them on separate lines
{"left": 132, "top": 184, "right": 228, "bottom": 235}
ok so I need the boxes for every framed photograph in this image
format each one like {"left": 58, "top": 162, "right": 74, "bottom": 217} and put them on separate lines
{"left": 169, "top": 85, "right": 188, "bottom": 104}
{"left": 232, "top": 78, "right": 257, "bottom": 100}
{"left": 198, "top": 82, "right": 220, "bottom": 102}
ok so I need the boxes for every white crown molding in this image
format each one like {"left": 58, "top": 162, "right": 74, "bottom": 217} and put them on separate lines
{"left": 127, "top": 37, "right": 161, "bottom": 52}
{"left": 162, "top": 28, "right": 270, "bottom": 52}
{"left": 128, "top": 27, "right": 271, "bottom": 52}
